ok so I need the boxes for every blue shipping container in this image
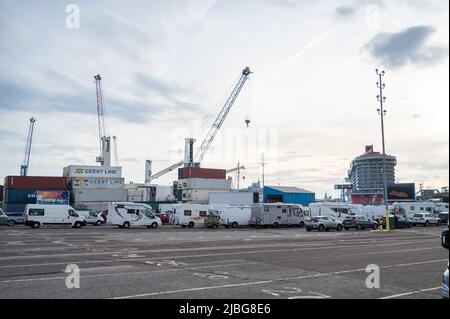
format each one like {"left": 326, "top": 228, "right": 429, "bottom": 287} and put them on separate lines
{"left": 263, "top": 186, "right": 315, "bottom": 206}
{"left": 5, "top": 189, "right": 37, "bottom": 204}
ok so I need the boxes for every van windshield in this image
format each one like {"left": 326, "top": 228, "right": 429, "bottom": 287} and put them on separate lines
{"left": 144, "top": 210, "right": 155, "bottom": 218}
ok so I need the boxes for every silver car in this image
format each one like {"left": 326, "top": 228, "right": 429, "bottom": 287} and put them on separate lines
{"left": 305, "top": 216, "right": 343, "bottom": 232}
{"left": 411, "top": 213, "right": 441, "bottom": 227}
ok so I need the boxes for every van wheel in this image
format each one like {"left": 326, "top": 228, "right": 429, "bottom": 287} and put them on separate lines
{"left": 299, "top": 221, "right": 305, "bottom": 228}
{"left": 123, "top": 222, "right": 131, "bottom": 229}
{"left": 7, "top": 220, "right": 15, "bottom": 227}
{"left": 231, "top": 222, "right": 238, "bottom": 229}
{"left": 32, "top": 222, "right": 40, "bottom": 229}
{"left": 151, "top": 222, "right": 158, "bottom": 229}
{"left": 272, "top": 222, "right": 279, "bottom": 228}
{"left": 188, "top": 222, "right": 195, "bottom": 229}
{"left": 96, "top": 220, "right": 102, "bottom": 226}
{"left": 74, "top": 222, "right": 82, "bottom": 229}
{"left": 337, "top": 224, "right": 343, "bottom": 232}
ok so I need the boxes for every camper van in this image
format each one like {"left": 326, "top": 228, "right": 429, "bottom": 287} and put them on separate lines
{"left": 309, "top": 202, "right": 363, "bottom": 221}
{"left": 24, "top": 204, "right": 87, "bottom": 229}
{"left": 214, "top": 205, "right": 251, "bottom": 228}
{"left": 171, "top": 204, "right": 218, "bottom": 228}
{"left": 78, "top": 211, "right": 104, "bottom": 226}
{"left": 108, "top": 202, "right": 162, "bottom": 229}
{"left": 250, "top": 203, "right": 306, "bottom": 228}
{"left": 391, "top": 202, "right": 439, "bottom": 218}
{"left": 362, "top": 205, "right": 391, "bottom": 220}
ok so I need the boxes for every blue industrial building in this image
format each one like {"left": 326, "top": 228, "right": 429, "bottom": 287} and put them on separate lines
{"left": 263, "top": 186, "right": 315, "bottom": 206}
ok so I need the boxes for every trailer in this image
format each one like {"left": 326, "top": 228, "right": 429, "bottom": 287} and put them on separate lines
{"left": 250, "top": 203, "right": 306, "bottom": 228}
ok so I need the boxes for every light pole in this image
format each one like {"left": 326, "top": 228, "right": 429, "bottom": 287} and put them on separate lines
{"left": 376, "top": 69, "right": 390, "bottom": 232}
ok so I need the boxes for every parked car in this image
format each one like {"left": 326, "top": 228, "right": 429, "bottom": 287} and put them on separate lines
{"left": 204, "top": 211, "right": 221, "bottom": 229}
{"left": 78, "top": 211, "right": 104, "bottom": 226}
{"left": 0, "top": 208, "right": 14, "bottom": 227}
{"left": 305, "top": 216, "right": 343, "bottom": 232}
{"left": 5, "top": 212, "right": 24, "bottom": 225}
{"left": 438, "top": 212, "right": 449, "bottom": 224}
{"left": 343, "top": 215, "right": 378, "bottom": 231}
{"left": 155, "top": 212, "right": 170, "bottom": 224}
{"left": 381, "top": 215, "right": 413, "bottom": 229}
{"left": 411, "top": 213, "right": 441, "bottom": 227}
{"left": 441, "top": 229, "right": 449, "bottom": 299}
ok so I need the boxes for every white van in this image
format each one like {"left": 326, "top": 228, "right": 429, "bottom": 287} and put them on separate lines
{"left": 309, "top": 202, "right": 363, "bottom": 221}
{"left": 78, "top": 211, "right": 104, "bottom": 226}
{"left": 171, "top": 204, "right": 215, "bottom": 228}
{"left": 214, "top": 205, "right": 251, "bottom": 228}
{"left": 24, "top": 204, "right": 87, "bottom": 229}
{"left": 391, "top": 202, "right": 437, "bottom": 218}
{"left": 108, "top": 202, "right": 162, "bottom": 229}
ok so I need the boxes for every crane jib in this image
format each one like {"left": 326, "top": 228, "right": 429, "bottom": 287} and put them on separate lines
{"left": 194, "top": 68, "right": 251, "bottom": 163}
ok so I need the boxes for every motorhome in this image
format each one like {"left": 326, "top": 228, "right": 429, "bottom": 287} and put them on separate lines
{"left": 362, "top": 205, "right": 391, "bottom": 220}
{"left": 213, "top": 205, "right": 251, "bottom": 228}
{"left": 78, "top": 211, "right": 104, "bottom": 226}
{"left": 391, "top": 202, "right": 439, "bottom": 218}
{"left": 170, "top": 203, "right": 216, "bottom": 228}
{"left": 24, "top": 204, "right": 87, "bottom": 229}
{"left": 309, "top": 202, "right": 363, "bottom": 221}
{"left": 108, "top": 202, "right": 162, "bottom": 229}
{"left": 250, "top": 203, "right": 306, "bottom": 228}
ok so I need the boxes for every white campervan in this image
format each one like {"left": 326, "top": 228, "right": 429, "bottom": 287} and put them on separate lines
{"left": 24, "top": 204, "right": 87, "bottom": 229}
{"left": 171, "top": 204, "right": 215, "bottom": 228}
{"left": 108, "top": 202, "right": 162, "bottom": 229}
{"left": 309, "top": 203, "right": 363, "bottom": 221}
{"left": 391, "top": 202, "right": 437, "bottom": 218}
{"left": 214, "top": 205, "right": 251, "bottom": 228}
{"left": 78, "top": 211, "right": 104, "bottom": 226}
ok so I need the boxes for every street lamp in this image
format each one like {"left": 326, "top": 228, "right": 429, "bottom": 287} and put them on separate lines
{"left": 376, "top": 69, "right": 390, "bottom": 232}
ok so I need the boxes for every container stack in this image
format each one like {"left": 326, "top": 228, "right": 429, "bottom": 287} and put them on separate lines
{"left": 2, "top": 176, "right": 70, "bottom": 213}
{"left": 177, "top": 167, "right": 231, "bottom": 204}
{"left": 64, "top": 165, "right": 126, "bottom": 212}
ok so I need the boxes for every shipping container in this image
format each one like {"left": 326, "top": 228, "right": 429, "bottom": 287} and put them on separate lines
{"left": 209, "top": 192, "right": 254, "bottom": 206}
{"left": 3, "top": 203, "right": 27, "bottom": 214}
{"left": 72, "top": 189, "right": 127, "bottom": 202}
{"left": 71, "top": 177, "right": 125, "bottom": 189}
{"left": 181, "top": 189, "right": 230, "bottom": 204}
{"left": 4, "top": 176, "right": 69, "bottom": 190}
{"left": 63, "top": 165, "right": 122, "bottom": 178}
{"left": 178, "top": 179, "right": 232, "bottom": 191}
{"left": 72, "top": 201, "right": 109, "bottom": 212}
{"left": 178, "top": 167, "right": 226, "bottom": 180}
{"left": 4, "top": 189, "right": 37, "bottom": 204}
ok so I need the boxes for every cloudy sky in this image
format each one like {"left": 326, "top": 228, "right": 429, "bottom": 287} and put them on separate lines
{"left": 0, "top": 0, "right": 448, "bottom": 198}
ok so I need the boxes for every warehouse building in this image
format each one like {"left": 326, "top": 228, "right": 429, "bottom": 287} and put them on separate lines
{"left": 263, "top": 186, "right": 315, "bottom": 206}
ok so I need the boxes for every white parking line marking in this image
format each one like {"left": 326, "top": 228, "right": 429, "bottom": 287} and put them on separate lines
{"left": 110, "top": 259, "right": 447, "bottom": 299}
{"left": 379, "top": 287, "right": 441, "bottom": 299}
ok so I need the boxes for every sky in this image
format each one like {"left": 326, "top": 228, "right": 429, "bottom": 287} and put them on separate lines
{"left": 0, "top": 0, "right": 448, "bottom": 198}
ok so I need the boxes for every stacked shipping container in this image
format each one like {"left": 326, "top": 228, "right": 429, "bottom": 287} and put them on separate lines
{"left": 64, "top": 165, "right": 126, "bottom": 211}
{"left": 3, "top": 176, "right": 70, "bottom": 213}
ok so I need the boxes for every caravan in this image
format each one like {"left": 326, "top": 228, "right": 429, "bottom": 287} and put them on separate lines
{"left": 250, "top": 203, "right": 306, "bottom": 228}
{"left": 108, "top": 202, "right": 162, "bottom": 229}
{"left": 171, "top": 204, "right": 218, "bottom": 228}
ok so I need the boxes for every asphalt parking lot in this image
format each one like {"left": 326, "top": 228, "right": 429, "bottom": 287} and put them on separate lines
{"left": 0, "top": 225, "right": 447, "bottom": 299}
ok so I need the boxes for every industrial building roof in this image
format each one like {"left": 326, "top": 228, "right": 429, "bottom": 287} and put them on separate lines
{"left": 265, "top": 186, "right": 314, "bottom": 194}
